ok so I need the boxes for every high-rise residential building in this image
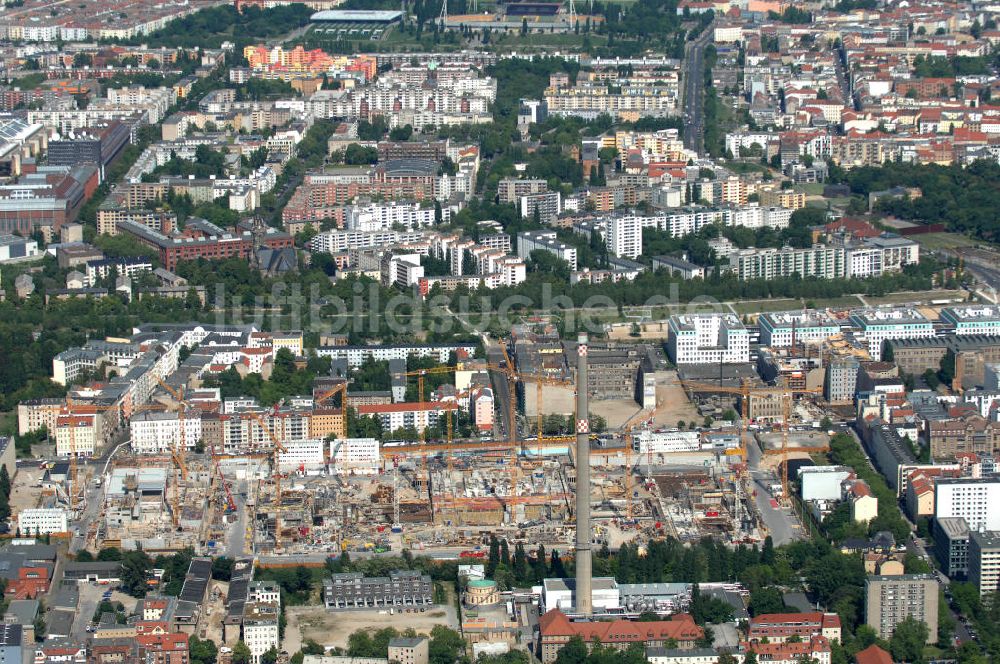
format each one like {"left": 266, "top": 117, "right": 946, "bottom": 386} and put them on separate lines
{"left": 519, "top": 191, "right": 562, "bottom": 223}
{"left": 606, "top": 215, "right": 643, "bottom": 259}
{"left": 969, "top": 530, "right": 1000, "bottom": 596}
{"left": 824, "top": 355, "right": 860, "bottom": 404}
{"left": 934, "top": 477, "right": 1000, "bottom": 532}
{"left": 933, "top": 516, "right": 970, "bottom": 579}
{"left": 667, "top": 314, "right": 750, "bottom": 365}
{"left": 864, "top": 574, "right": 938, "bottom": 642}
{"left": 497, "top": 178, "right": 548, "bottom": 204}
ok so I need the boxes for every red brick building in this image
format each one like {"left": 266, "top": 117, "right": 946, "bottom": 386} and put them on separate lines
{"left": 6, "top": 565, "right": 51, "bottom": 599}
{"left": 537, "top": 609, "right": 703, "bottom": 664}
{"left": 747, "top": 611, "right": 842, "bottom": 643}
{"left": 137, "top": 633, "right": 189, "bottom": 664}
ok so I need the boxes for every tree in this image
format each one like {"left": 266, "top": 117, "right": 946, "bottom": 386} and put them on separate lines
{"left": 554, "top": 635, "right": 588, "bottom": 664}
{"left": 232, "top": 641, "right": 253, "bottom": 664}
{"left": 0, "top": 465, "right": 11, "bottom": 499}
{"left": 261, "top": 647, "right": 279, "bottom": 664}
{"left": 512, "top": 542, "right": 529, "bottom": 583}
{"left": 487, "top": 534, "right": 500, "bottom": 577}
{"left": 749, "top": 587, "right": 786, "bottom": 616}
{"left": 429, "top": 626, "right": 464, "bottom": 664}
{"left": 549, "top": 550, "right": 567, "bottom": 577}
{"left": 121, "top": 550, "right": 153, "bottom": 597}
{"left": 889, "top": 617, "right": 929, "bottom": 662}
{"left": 189, "top": 636, "right": 218, "bottom": 664}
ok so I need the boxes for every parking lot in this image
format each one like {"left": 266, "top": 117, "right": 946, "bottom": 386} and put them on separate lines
{"left": 70, "top": 581, "right": 138, "bottom": 643}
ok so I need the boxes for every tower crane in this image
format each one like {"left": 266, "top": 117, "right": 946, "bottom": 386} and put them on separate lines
{"left": 248, "top": 410, "right": 288, "bottom": 552}
{"left": 156, "top": 380, "right": 192, "bottom": 528}
{"left": 680, "top": 378, "right": 823, "bottom": 505}
{"left": 61, "top": 397, "right": 116, "bottom": 514}
{"left": 621, "top": 407, "right": 657, "bottom": 522}
{"left": 313, "top": 380, "right": 349, "bottom": 441}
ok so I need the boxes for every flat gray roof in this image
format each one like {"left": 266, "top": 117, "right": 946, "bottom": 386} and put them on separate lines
{"left": 936, "top": 516, "right": 969, "bottom": 540}
{"left": 311, "top": 10, "right": 403, "bottom": 21}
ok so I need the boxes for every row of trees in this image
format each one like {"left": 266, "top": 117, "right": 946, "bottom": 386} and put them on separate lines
{"left": 821, "top": 433, "right": 912, "bottom": 542}
{"left": 439, "top": 258, "right": 942, "bottom": 316}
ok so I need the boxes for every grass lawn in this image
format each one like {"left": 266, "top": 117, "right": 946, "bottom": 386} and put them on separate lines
{"left": 913, "top": 232, "right": 980, "bottom": 251}
{"left": 795, "top": 183, "right": 825, "bottom": 196}
{"left": 865, "top": 289, "right": 966, "bottom": 306}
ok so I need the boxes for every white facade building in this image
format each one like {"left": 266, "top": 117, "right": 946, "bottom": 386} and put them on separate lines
{"left": 130, "top": 411, "right": 203, "bottom": 454}
{"left": 278, "top": 439, "right": 326, "bottom": 471}
{"left": 759, "top": 311, "right": 842, "bottom": 347}
{"left": 330, "top": 437, "right": 380, "bottom": 475}
{"left": 606, "top": 215, "right": 643, "bottom": 259}
{"left": 517, "top": 231, "right": 578, "bottom": 270}
{"left": 799, "top": 466, "right": 853, "bottom": 502}
{"left": 667, "top": 314, "right": 750, "bottom": 364}
{"left": 935, "top": 477, "right": 1000, "bottom": 532}
{"left": 941, "top": 306, "right": 1000, "bottom": 336}
{"left": 17, "top": 508, "right": 68, "bottom": 535}
{"left": 633, "top": 430, "right": 702, "bottom": 454}
{"left": 850, "top": 308, "right": 935, "bottom": 359}
{"left": 345, "top": 202, "right": 437, "bottom": 232}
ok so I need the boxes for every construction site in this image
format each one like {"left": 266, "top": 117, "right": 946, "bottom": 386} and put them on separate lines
{"left": 42, "top": 323, "right": 826, "bottom": 562}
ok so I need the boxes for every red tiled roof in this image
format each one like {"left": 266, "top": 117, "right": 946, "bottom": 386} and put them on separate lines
{"left": 745, "top": 636, "right": 831, "bottom": 657}
{"left": 751, "top": 611, "right": 839, "bottom": 627}
{"left": 855, "top": 644, "right": 893, "bottom": 664}
{"left": 539, "top": 609, "right": 703, "bottom": 643}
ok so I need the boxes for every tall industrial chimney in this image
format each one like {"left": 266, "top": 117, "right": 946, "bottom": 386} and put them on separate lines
{"left": 574, "top": 333, "right": 592, "bottom": 616}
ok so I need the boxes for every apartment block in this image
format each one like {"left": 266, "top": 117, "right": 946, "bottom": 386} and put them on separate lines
{"left": 747, "top": 612, "right": 841, "bottom": 643}
{"left": 497, "top": 178, "right": 548, "bottom": 204}
{"left": 606, "top": 215, "right": 643, "bottom": 259}
{"left": 323, "top": 570, "right": 433, "bottom": 610}
{"left": 934, "top": 477, "right": 1000, "bottom": 531}
{"left": 667, "top": 314, "right": 750, "bottom": 365}
{"left": 651, "top": 255, "right": 704, "bottom": 280}
{"left": 242, "top": 601, "right": 279, "bottom": 664}
{"left": 864, "top": 574, "right": 938, "bottom": 642}
{"left": 519, "top": 191, "right": 562, "bottom": 223}
{"left": 969, "top": 530, "right": 1000, "bottom": 597}
{"left": 517, "top": 231, "right": 578, "bottom": 270}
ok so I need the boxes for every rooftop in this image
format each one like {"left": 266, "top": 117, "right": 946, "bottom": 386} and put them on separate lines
{"left": 935, "top": 516, "right": 970, "bottom": 540}
{"left": 310, "top": 9, "right": 403, "bottom": 21}
{"left": 850, "top": 307, "right": 930, "bottom": 326}
{"left": 941, "top": 305, "right": 1000, "bottom": 324}
{"left": 669, "top": 312, "right": 746, "bottom": 331}
{"left": 760, "top": 310, "right": 839, "bottom": 329}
